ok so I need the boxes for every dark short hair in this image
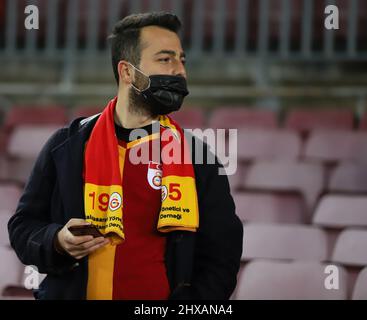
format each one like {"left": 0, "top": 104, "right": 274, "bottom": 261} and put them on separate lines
{"left": 108, "top": 12, "right": 182, "bottom": 84}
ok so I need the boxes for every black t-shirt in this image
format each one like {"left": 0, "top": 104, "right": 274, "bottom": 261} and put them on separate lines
{"left": 114, "top": 122, "right": 159, "bottom": 142}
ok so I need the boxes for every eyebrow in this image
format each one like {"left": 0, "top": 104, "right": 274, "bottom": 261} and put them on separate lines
{"left": 154, "top": 50, "right": 186, "bottom": 58}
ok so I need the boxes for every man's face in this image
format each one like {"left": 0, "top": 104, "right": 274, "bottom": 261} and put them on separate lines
{"left": 127, "top": 26, "right": 187, "bottom": 116}
{"left": 137, "top": 25, "right": 187, "bottom": 79}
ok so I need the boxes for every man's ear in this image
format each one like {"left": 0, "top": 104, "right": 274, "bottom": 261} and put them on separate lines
{"left": 118, "top": 61, "right": 133, "bottom": 85}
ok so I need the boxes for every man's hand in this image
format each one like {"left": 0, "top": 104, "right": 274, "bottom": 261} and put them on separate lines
{"left": 55, "top": 219, "right": 110, "bottom": 260}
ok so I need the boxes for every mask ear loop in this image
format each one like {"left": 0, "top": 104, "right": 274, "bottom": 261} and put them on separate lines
{"left": 128, "top": 62, "right": 151, "bottom": 92}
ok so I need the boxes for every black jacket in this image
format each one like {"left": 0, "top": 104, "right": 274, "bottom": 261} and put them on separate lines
{"left": 8, "top": 114, "right": 243, "bottom": 300}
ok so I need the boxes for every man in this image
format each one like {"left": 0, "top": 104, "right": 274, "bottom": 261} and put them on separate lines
{"left": 8, "top": 12, "right": 243, "bottom": 300}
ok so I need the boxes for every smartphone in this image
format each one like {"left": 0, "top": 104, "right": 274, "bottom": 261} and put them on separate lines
{"left": 68, "top": 224, "right": 104, "bottom": 238}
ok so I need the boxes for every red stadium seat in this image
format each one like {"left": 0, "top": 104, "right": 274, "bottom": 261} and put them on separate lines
{"left": 235, "top": 260, "right": 348, "bottom": 300}
{"left": 7, "top": 125, "right": 60, "bottom": 159}
{"left": 0, "top": 128, "right": 8, "bottom": 154}
{"left": 352, "top": 267, "right": 367, "bottom": 300}
{"left": 0, "top": 156, "right": 10, "bottom": 180}
{"left": 233, "top": 192, "right": 306, "bottom": 224}
{"left": 0, "top": 184, "right": 22, "bottom": 212}
{"left": 242, "top": 223, "right": 329, "bottom": 262}
{"left": 5, "top": 125, "right": 59, "bottom": 184}
{"left": 313, "top": 195, "right": 367, "bottom": 229}
{"left": 10, "top": 267, "right": 44, "bottom": 300}
{"left": 360, "top": 113, "right": 367, "bottom": 130}
{"left": 328, "top": 163, "right": 367, "bottom": 194}
{"left": 4, "top": 105, "right": 67, "bottom": 132}
{"left": 69, "top": 106, "right": 103, "bottom": 121}
{"left": 304, "top": 130, "right": 367, "bottom": 163}
{"left": 237, "top": 129, "right": 301, "bottom": 161}
{"left": 285, "top": 109, "right": 354, "bottom": 133}
{"left": 170, "top": 108, "right": 205, "bottom": 129}
{"left": 0, "top": 247, "right": 24, "bottom": 297}
{"left": 244, "top": 160, "right": 324, "bottom": 211}
{"left": 208, "top": 107, "right": 278, "bottom": 129}
{"left": 332, "top": 229, "right": 367, "bottom": 267}
{"left": 226, "top": 163, "right": 245, "bottom": 192}
{"left": 0, "top": 211, "right": 12, "bottom": 247}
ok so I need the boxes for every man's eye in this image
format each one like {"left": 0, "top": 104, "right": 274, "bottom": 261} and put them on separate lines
{"left": 159, "top": 57, "right": 171, "bottom": 63}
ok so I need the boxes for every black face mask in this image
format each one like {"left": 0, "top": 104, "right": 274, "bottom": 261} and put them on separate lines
{"left": 130, "top": 63, "right": 189, "bottom": 115}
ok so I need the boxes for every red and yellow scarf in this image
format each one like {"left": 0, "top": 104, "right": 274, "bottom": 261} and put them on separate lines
{"left": 83, "top": 97, "right": 199, "bottom": 245}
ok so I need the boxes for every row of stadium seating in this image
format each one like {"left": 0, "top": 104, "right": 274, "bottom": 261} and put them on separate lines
{"left": 234, "top": 260, "right": 367, "bottom": 300}
{"left": 0, "top": 105, "right": 366, "bottom": 132}
{"left": 3, "top": 128, "right": 367, "bottom": 174}
{"left": 0, "top": 160, "right": 366, "bottom": 212}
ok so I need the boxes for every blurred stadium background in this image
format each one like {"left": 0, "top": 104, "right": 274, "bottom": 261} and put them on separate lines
{"left": 1, "top": 0, "right": 367, "bottom": 300}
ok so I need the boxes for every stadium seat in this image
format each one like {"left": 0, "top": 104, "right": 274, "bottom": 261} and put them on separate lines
{"left": 360, "top": 113, "right": 367, "bottom": 130}
{"left": 304, "top": 131, "right": 367, "bottom": 163}
{"left": 227, "top": 164, "right": 244, "bottom": 192}
{"left": 328, "top": 163, "right": 367, "bottom": 193}
{"left": 170, "top": 108, "right": 206, "bottom": 129}
{"left": 4, "top": 106, "right": 67, "bottom": 132}
{"left": 285, "top": 109, "right": 354, "bottom": 133}
{"left": 0, "top": 128, "right": 8, "bottom": 154}
{"left": 332, "top": 229, "right": 367, "bottom": 267}
{"left": 244, "top": 160, "right": 324, "bottom": 211}
{"left": 235, "top": 260, "right": 348, "bottom": 299}
{"left": 313, "top": 195, "right": 367, "bottom": 228}
{"left": 0, "top": 211, "right": 12, "bottom": 247}
{"left": 237, "top": 129, "right": 301, "bottom": 161}
{"left": 187, "top": 128, "right": 241, "bottom": 190}
{"left": 7, "top": 125, "right": 59, "bottom": 159}
{"left": 233, "top": 192, "right": 306, "bottom": 224}
{"left": 0, "top": 156, "right": 10, "bottom": 180}
{"left": 17, "top": 265, "right": 46, "bottom": 300}
{"left": 0, "top": 247, "right": 24, "bottom": 297}
{"left": 242, "top": 223, "right": 329, "bottom": 261}
{"left": 69, "top": 106, "right": 103, "bottom": 121}
{"left": 0, "top": 184, "right": 21, "bottom": 212}
{"left": 352, "top": 267, "right": 367, "bottom": 300}
{"left": 208, "top": 107, "right": 278, "bottom": 129}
